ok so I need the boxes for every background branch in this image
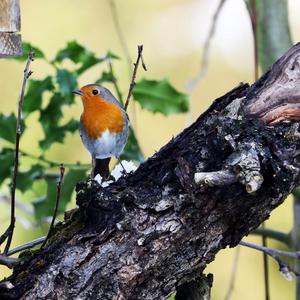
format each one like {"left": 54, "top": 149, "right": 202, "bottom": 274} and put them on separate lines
{"left": 1, "top": 48, "right": 34, "bottom": 255}
{"left": 124, "top": 45, "right": 147, "bottom": 111}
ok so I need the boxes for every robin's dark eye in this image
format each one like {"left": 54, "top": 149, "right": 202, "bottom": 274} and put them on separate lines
{"left": 92, "top": 89, "right": 99, "bottom": 95}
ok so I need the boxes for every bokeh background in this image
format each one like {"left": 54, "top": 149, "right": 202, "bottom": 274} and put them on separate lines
{"left": 1, "top": 0, "right": 300, "bottom": 299}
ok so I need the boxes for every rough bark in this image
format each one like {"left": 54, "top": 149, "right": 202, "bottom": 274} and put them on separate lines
{"left": 0, "top": 0, "right": 22, "bottom": 57}
{"left": 2, "top": 44, "right": 300, "bottom": 300}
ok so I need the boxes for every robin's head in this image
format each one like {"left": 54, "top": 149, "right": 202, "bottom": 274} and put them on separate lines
{"left": 72, "top": 84, "right": 120, "bottom": 109}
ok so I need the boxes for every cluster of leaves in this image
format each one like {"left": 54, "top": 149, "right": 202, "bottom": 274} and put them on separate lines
{"left": 0, "top": 41, "right": 188, "bottom": 223}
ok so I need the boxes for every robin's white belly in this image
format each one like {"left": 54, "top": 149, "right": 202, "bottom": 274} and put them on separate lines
{"left": 80, "top": 129, "right": 127, "bottom": 159}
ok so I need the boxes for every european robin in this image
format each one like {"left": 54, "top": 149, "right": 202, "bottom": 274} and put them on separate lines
{"left": 72, "top": 84, "right": 129, "bottom": 179}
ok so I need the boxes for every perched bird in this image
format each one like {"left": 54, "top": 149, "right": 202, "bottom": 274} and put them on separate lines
{"left": 72, "top": 84, "right": 129, "bottom": 179}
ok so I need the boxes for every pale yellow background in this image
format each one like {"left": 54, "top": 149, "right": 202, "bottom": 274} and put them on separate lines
{"left": 1, "top": 0, "right": 300, "bottom": 299}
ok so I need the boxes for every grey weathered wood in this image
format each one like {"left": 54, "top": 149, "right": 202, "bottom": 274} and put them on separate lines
{"left": 2, "top": 44, "right": 300, "bottom": 299}
{"left": 0, "top": 0, "right": 22, "bottom": 57}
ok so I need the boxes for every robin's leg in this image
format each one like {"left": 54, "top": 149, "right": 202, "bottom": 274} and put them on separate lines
{"left": 117, "top": 157, "right": 128, "bottom": 175}
{"left": 91, "top": 157, "right": 96, "bottom": 178}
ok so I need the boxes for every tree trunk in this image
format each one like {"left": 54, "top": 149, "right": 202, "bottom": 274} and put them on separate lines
{"left": 0, "top": 0, "right": 22, "bottom": 57}
{"left": 2, "top": 44, "right": 300, "bottom": 300}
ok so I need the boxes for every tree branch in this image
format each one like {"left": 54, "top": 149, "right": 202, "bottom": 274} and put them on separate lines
{"left": 2, "top": 44, "right": 300, "bottom": 300}
{"left": 240, "top": 240, "right": 300, "bottom": 279}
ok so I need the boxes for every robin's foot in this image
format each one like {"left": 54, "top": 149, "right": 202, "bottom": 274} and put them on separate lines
{"left": 117, "top": 158, "right": 128, "bottom": 176}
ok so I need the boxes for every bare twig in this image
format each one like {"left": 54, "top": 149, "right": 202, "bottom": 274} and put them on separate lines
{"left": 8, "top": 236, "right": 45, "bottom": 256}
{"left": 1, "top": 49, "right": 34, "bottom": 255}
{"left": 107, "top": 58, "right": 124, "bottom": 104}
{"left": 224, "top": 246, "right": 240, "bottom": 300}
{"left": 41, "top": 164, "right": 65, "bottom": 249}
{"left": 240, "top": 240, "right": 300, "bottom": 278}
{"left": 187, "top": 0, "right": 227, "bottom": 93}
{"left": 109, "top": 0, "right": 132, "bottom": 77}
{"left": 124, "top": 45, "right": 147, "bottom": 112}
{"left": 0, "top": 254, "right": 19, "bottom": 268}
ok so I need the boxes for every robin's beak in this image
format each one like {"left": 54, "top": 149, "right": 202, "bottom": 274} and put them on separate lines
{"left": 72, "top": 89, "right": 84, "bottom": 96}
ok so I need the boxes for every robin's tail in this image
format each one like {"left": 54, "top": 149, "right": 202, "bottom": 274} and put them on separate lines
{"left": 93, "top": 158, "right": 111, "bottom": 180}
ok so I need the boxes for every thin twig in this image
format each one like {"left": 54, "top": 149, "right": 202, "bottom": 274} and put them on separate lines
{"left": 107, "top": 58, "right": 124, "bottom": 104}
{"left": 187, "top": 0, "right": 227, "bottom": 94}
{"left": 8, "top": 236, "right": 45, "bottom": 256}
{"left": 224, "top": 246, "right": 240, "bottom": 300}
{"left": 124, "top": 45, "right": 147, "bottom": 112}
{"left": 0, "top": 254, "right": 19, "bottom": 268}
{"left": 109, "top": 0, "right": 132, "bottom": 77}
{"left": 240, "top": 240, "right": 300, "bottom": 278}
{"left": 1, "top": 49, "right": 34, "bottom": 255}
{"left": 41, "top": 164, "right": 65, "bottom": 249}
{"left": 240, "top": 240, "right": 300, "bottom": 259}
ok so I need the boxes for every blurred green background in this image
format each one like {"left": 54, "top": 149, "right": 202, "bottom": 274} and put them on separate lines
{"left": 1, "top": 0, "right": 300, "bottom": 299}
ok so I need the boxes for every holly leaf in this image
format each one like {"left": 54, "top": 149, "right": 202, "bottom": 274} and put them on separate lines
{"left": 13, "top": 42, "right": 45, "bottom": 62}
{"left": 56, "top": 69, "right": 77, "bottom": 104}
{"left": 54, "top": 41, "right": 119, "bottom": 75}
{"left": 0, "top": 148, "right": 14, "bottom": 185}
{"left": 33, "top": 169, "right": 86, "bottom": 220}
{"left": 132, "top": 79, "right": 189, "bottom": 115}
{"left": 40, "top": 93, "right": 64, "bottom": 134}
{"left": 39, "top": 119, "right": 79, "bottom": 150}
{"left": 0, "top": 113, "right": 26, "bottom": 143}
{"left": 95, "top": 70, "right": 114, "bottom": 84}
{"left": 17, "top": 164, "right": 44, "bottom": 193}
{"left": 54, "top": 41, "right": 88, "bottom": 64}
{"left": 121, "top": 127, "right": 144, "bottom": 162}
{"left": 23, "top": 77, "right": 54, "bottom": 114}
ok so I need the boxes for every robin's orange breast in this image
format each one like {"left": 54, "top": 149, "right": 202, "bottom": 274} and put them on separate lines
{"left": 81, "top": 97, "right": 125, "bottom": 140}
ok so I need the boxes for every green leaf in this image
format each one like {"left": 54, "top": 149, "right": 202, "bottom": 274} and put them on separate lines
{"left": 0, "top": 148, "right": 14, "bottom": 185}
{"left": 132, "top": 79, "right": 189, "bottom": 115}
{"left": 39, "top": 94, "right": 78, "bottom": 150}
{"left": 17, "top": 164, "right": 44, "bottom": 192}
{"left": 39, "top": 119, "right": 79, "bottom": 150}
{"left": 95, "top": 70, "right": 114, "bottom": 84}
{"left": 23, "top": 77, "right": 54, "bottom": 114}
{"left": 0, "top": 114, "right": 16, "bottom": 143}
{"left": 13, "top": 42, "right": 45, "bottom": 62}
{"left": 56, "top": 69, "right": 77, "bottom": 104}
{"left": 54, "top": 41, "right": 98, "bottom": 75}
{"left": 54, "top": 41, "right": 87, "bottom": 64}
{"left": 33, "top": 169, "right": 86, "bottom": 220}
{"left": 54, "top": 41, "right": 119, "bottom": 75}
{"left": 76, "top": 54, "right": 99, "bottom": 75}
{"left": 121, "top": 127, "right": 144, "bottom": 162}
{"left": 0, "top": 113, "right": 26, "bottom": 143}
{"left": 40, "top": 93, "right": 64, "bottom": 134}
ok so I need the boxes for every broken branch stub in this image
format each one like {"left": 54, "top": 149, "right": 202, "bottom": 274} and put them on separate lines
{"left": 243, "top": 42, "right": 300, "bottom": 125}
{"left": 2, "top": 45, "right": 300, "bottom": 299}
